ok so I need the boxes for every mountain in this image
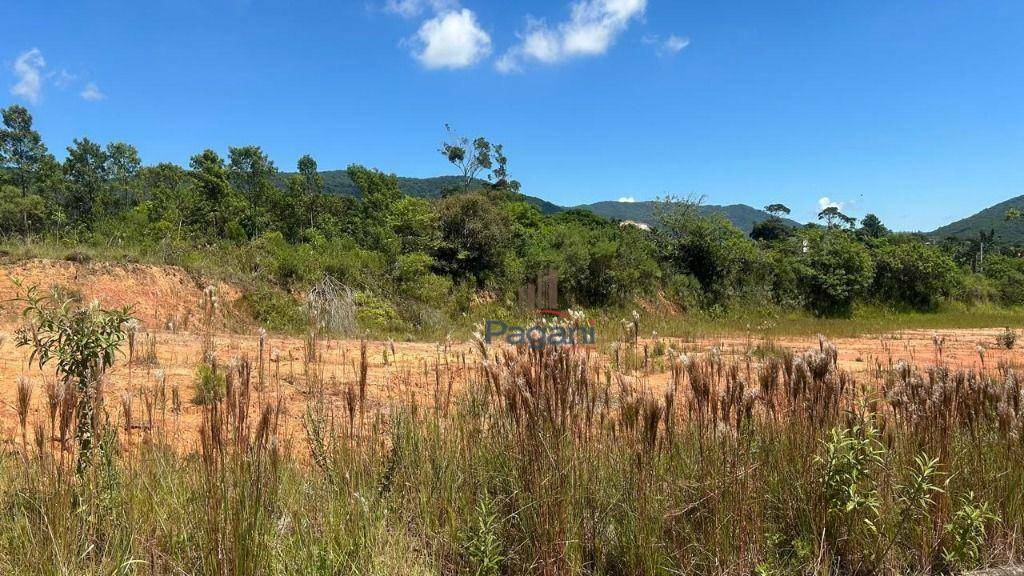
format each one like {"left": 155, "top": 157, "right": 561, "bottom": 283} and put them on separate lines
{"left": 929, "top": 195, "right": 1024, "bottom": 244}
{"left": 280, "top": 170, "right": 794, "bottom": 233}
{"left": 576, "top": 201, "right": 801, "bottom": 234}
{"left": 279, "top": 170, "right": 562, "bottom": 214}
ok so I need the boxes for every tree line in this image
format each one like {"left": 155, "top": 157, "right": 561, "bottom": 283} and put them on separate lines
{"left": 2, "top": 104, "right": 1022, "bottom": 331}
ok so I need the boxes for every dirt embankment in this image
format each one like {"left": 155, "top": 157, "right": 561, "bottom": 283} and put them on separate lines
{"left": 0, "top": 259, "right": 240, "bottom": 330}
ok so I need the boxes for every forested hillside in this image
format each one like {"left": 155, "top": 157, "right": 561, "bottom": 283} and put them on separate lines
{"left": 930, "top": 194, "right": 1024, "bottom": 244}
{"left": 276, "top": 170, "right": 565, "bottom": 214}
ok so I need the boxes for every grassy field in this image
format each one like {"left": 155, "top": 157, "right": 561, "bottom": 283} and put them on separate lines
{"left": 635, "top": 304, "right": 1024, "bottom": 339}
{"left": 1, "top": 327, "right": 1021, "bottom": 575}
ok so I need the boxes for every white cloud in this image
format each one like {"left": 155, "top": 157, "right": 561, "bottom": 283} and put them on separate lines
{"left": 52, "top": 69, "right": 76, "bottom": 89}
{"left": 818, "top": 196, "right": 843, "bottom": 211}
{"left": 412, "top": 8, "right": 491, "bottom": 69}
{"left": 520, "top": 18, "right": 562, "bottom": 63}
{"left": 384, "top": 0, "right": 457, "bottom": 18}
{"left": 80, "top": 82, "right": 105, "bottom": 101}
{"left": 643, "top": 34, "right": 690, "bottom": 56}
{"left": 659, "top": 34, "right": 692, "bottom": 55}
{"left": 617, "top": 196, "right": 636, "bottom": 203}
{"left": 497, "top": 0, "right": 646, "bottom": 73}
{"left": 10, "top": 48, "right": 46, "bottom": 104}
{"left": 494, "top": 52, "right": 521, "bottom": 74}
{"left": 662, "top": 35, "right": 690, "bottom": 54}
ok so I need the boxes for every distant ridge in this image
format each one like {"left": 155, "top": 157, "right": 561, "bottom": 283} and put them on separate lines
{"left": 929, "top": 195, "right": 1024, "bottom": 243}
{"left": 281, "top": 170, "right": 563, "bottom": 214}
{"left": 573, "top": 200, "right": 801, "bottom": 234}
{"left": 280, "top": 170, "right": 796, "bottom": 234}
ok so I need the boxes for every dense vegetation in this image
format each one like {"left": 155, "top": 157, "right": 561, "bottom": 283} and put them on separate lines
{"left": 1, "top": 104, "right": 1023, "bottom": 335}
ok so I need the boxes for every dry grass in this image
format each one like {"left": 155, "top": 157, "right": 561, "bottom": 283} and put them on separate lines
{"left": 0, "top": 320, "right": 1022, "bottom": 574}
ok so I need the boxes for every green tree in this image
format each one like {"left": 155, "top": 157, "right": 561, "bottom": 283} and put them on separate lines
{"left": 765, "top": 203, "right": 791, "bottom": 217}
{"left": 297, "top": 154, "right": 324, "bottom": 228}
{"left": 63, "top": 138, "right": 109, "bottom": 226}
{"left": 104, "top": 142, "right": 142, "bottom": 211}
{"left": 189, "top": 149, "right": 240, "bottom": 238}
{"left": 488, "top": 143, "right": 520, "bottom": 193}
{"left": 796, "top": 229, "right": 875, "bottom": 315}
{"left": 659, "top": 200, "right": 764, "bottom": 302}
{"left": 228, "top": 145, "right": 278, "bottom": 237}
{"left": 140, "top": 163, "right": 195, "bottom": 237}
{"left": 818, "top": 206, "right": 856, "bottom": 229}
{"left": 435, "top": 192, "right": 511, "bottom": 285}
{"left": 752, "top": 203, "right": 794, "bottom": 242}
{"left": 751, "top": 218, "right": 793, "bottom": 242}
{"left": 348, "top": 165, "right": 406, "bottom": 253}
{"left": 0, "top": 185, "right": 46, "bottom": 237}
{"left": 438, "top": 126, "right": 520, "bottom": 194}
{"left": 390, "top": 196, "right": 440, "bottom": 254}
{"left": 859, "top": 213, "right": 889, "bottom": 239}
{"left": 440, "top": 125, "right": 493, "bottom": 193}
{"left": 0, "top": 105, "right": 48, "bottom": 196}
{"left": 872, "top": 238, "right": 959, "bottom": 310}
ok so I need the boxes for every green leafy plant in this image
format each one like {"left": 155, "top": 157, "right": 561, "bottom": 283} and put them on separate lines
{"left": 192, "top": 362, "right": 227, "bottom": 405}
{"left": 463, "top": 495, "right": 506, "bottom": 576}
{"left": 875, "top": 453, "right": 944, "bottom": 565}
{"left": 12, "top": 280, "right": 132, "bottom": 472}
{"left": 819, "top": 422, "right": 885, "bottom": 518}
{"left": 817, "top": 418, "right": 886, "bottom": 568}
{"left": 943, "top": 492, "right": 997, "bottom": 571}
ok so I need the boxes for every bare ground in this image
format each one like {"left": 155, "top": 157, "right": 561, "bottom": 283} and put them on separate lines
{"left": 0, "top": 259, "right": 1019, "bottom": 452}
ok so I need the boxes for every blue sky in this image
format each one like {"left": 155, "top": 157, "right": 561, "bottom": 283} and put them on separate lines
{"left": 2, "top": 0, "right": 1023, "bottom": 231}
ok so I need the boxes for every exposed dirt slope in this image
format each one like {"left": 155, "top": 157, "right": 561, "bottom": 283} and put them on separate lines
{"left": 0, "top": 259, "right": 240, "bottom": 330}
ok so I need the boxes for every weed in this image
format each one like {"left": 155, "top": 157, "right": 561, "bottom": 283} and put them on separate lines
{"left": 996, "top": 326, "right": 1017, "bottom": 349}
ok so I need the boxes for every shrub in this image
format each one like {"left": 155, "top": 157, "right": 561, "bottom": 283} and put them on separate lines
{"left": 240, "top": 286, "right": 306, "bottom": 333}
{"left": 872, "top": 238, "right": 960, "bottom": 310}
{"left": 243, "top": 231, "right": 320, "bottom": 290}
{"left": 981, "top": 253, "right": 1024, "bottom": 305}
{"left": 665, "top": 273, "right": 703, "bottom": 310}
{"left": 659, "top": 207, "right": 766, "bottom": 303}
{"left": 955, "top": 273, "right": 998, "bottom": 305}
{"left": 392, "top": 252, "right": 453, "bottom": 307}
{"left": 355, "top": 291, "right": 405, "bottom": 333}
{"left": 435, "top": 192, "right": 511, "bottom": 285}
{"left": 942, "top": 492, "right": 997, "bottom": 571}
{"left": 318, "top": 239, "right": 389, "bottom": 290}
{"left": 65, "top": 250, "right": 91, "bottom": 264}
{"left": 12, "top": 283, "right": 133, "bottom": 471}
{"left": 996, "top": 327, "right": 1017, "bottom": 349}
{"left": 796, "top": 229, "right": 875, "bottom": 316}
{"left": 192, "top": 362, "right": 226, "bottom": 405}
